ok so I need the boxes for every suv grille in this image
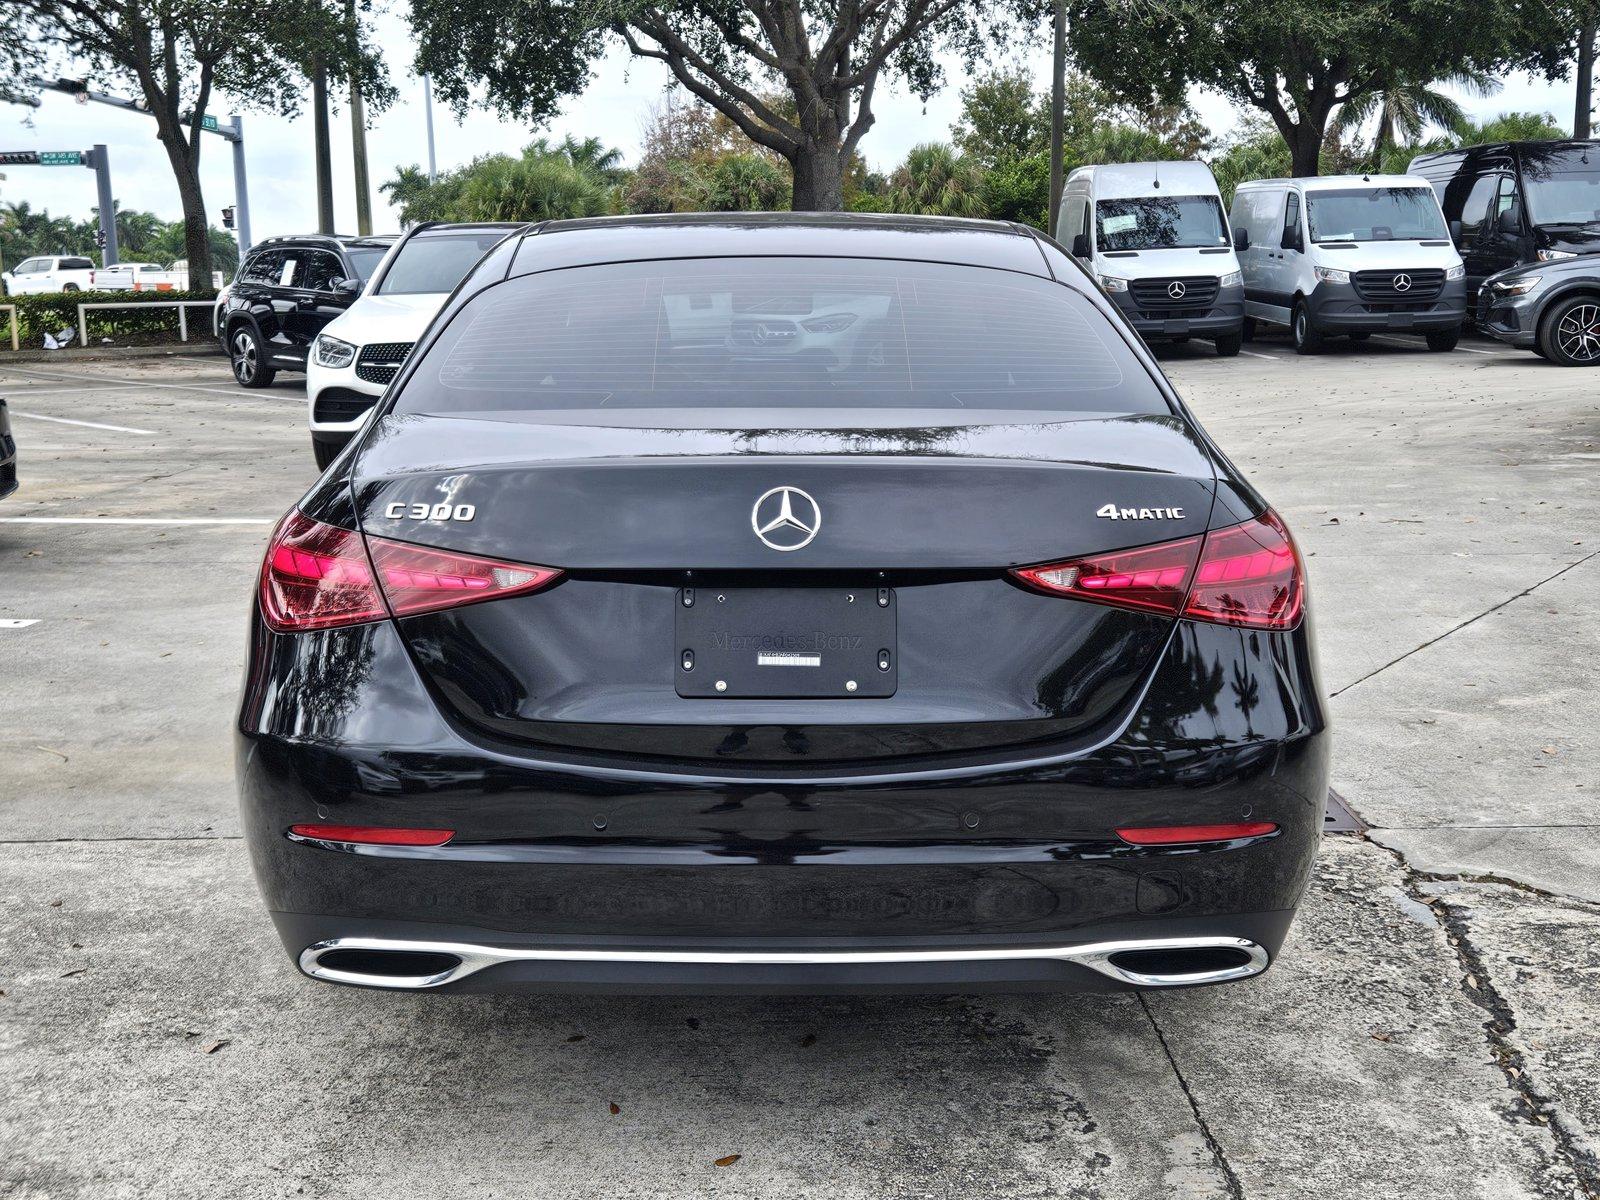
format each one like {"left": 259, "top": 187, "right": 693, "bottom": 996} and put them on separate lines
{"left": 1129, "top": 276, "right": 1221, "bottom": 314}
{"left": 1352, "top": 269, "right": 1445, "bottom": 306}
{"left": 355, "top": 341, "right": 414, "bottom": 385}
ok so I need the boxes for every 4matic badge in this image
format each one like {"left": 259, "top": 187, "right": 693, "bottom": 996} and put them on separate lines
{"left": 1096, "top": 503, "right": 1186, "bottom": 520}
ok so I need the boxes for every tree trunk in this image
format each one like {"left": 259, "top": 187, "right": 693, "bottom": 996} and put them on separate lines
{"left": 154, "top": 118, "right": 214, "bottom": 290}
{"left": 312, "top": 59, "right": 335, "bottom": 234}
{"left": 1285, "top": 121, "right": 1324, "bottom": 177}
{"left": 1577, "top": 19, "right": 1596, "bottom": 140}
{"left": 790, "top": 140, "right": 845, "bottom": 212}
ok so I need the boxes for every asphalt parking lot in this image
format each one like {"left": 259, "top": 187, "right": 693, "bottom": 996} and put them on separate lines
{"left": 1, "top": 335, "right": 1597, "bottom": 1199}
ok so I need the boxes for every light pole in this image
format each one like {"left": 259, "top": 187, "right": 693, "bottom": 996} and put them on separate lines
{"left": 1047, "top": 0, "right": 1066, "bottom": 237}
{"left": 423, "top": 74, "right": 438, "bottom": 183}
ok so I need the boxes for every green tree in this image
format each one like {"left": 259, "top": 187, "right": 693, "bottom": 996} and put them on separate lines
{"left": 382, "top": 142, "right": 618, "bottom": 224}
{"left": 952, "top": 68, "right": 1050, "bottom": 168}
{"left": 1067, "top": 0, "right": 1550, "bottom": 177}
{"left": 883, "top": 144, "right": 986, "bottom": 217}
{"left": 1337, "top": 70, "right": 1500, "bottom": 165}
{"left": 406, "top": 0, "right": 1034, "bottom": 211}
{"left": 4, "top": 0, "right": 388, "bottom": 288}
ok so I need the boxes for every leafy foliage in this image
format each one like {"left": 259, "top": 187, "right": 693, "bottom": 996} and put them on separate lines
{"left": 879, "top": 144, "right": 987, "bottom": 217}
{"left": 382, "top": 141, "right": 619, "bottom": 224}
{"left": 2, "top": 288, "right": 219, "bottom": 346}
{"left": 1, "top": 202, "right": 236, "bottom": 275}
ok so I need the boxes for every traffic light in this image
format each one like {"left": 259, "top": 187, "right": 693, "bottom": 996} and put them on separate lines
{"left": 220, "top": 206, "right": 236, "bottom": 230}
{"left": 0, "top": 151, "right": 39, "bottom": 166}
{"left": 94, "top": 229, "right": 107, "bottom": 248}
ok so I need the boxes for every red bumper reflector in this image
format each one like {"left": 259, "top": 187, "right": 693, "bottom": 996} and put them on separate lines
{"left": 1115, "top": 822, "right": 1278, "bottom": 846}
{"left": 289, "top": 823, "right": 454, "bottom": 846}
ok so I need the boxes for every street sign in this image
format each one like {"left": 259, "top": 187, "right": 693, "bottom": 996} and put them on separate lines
{"left": 39, "top": 151, "right": 84, "bottom": 166}
{"left": 200, "top": 115, "right": 218, "bottom": 132}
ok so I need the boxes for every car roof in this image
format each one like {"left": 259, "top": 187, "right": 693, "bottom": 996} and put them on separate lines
{"left": 1066, "top": 160, "right": 1221, "bottom": 198}
{"left": 505, "top": 212, "right": 1052, "bottom": 278}
{"left": 252, "top": 234, "right": 398, "bottom": 252}
{"left": 1236, "top": 174, "right": 1433, "bottom": 191}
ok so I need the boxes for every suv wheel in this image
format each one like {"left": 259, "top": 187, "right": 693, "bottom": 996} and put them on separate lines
{"left": 230, "top": 326, "right": 277, "bottom": 388}
{"left": 1292, "top": 302, "right": 1324, "bottom": 354}
{"left": 62, "top": 283, "right": 80, "bottom": 293}
{"left": 1538, "top": 296, "right": 1600, "bottom": 367}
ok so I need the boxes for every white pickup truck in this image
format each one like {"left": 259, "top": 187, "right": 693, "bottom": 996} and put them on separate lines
{"left": 1, "top": 255, "right": 99, "bottom": 295}
{"left": 93, "top": 259, "right": 226, "bottom": 292}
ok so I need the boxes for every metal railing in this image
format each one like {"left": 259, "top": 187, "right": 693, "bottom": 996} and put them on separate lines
{"left": 75, "top": 299, "right": 219, "bottom": 348}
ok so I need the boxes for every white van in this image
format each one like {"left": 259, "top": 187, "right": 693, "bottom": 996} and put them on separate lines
{"left": 1229, "top": 175, "right": 1466, "bottom": 353}
{"left": 1056, "top": 161, "right": 1245, "bottom": 356}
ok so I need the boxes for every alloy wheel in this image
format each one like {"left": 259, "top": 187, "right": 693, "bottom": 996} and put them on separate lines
{"left": 1555, "top": 303, "right": 1600, "bottom": 362}
{"left": 232, "top": 331, "right": 257, "bottom": 383}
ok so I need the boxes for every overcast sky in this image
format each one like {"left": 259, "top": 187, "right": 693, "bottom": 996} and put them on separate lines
{"left": 0, "top": 10, "right": 1582, "bottom": 245}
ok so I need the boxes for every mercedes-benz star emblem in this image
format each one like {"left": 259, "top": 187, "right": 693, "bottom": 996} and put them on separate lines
{"left": 1393, "top": 273, "right": 1412, "bottom": 292}
{"left": 752, "top": 486, "right": 821, "bottom": 552}
{"left": 1167, "top": 280, "right": 1187, "bottom": 299}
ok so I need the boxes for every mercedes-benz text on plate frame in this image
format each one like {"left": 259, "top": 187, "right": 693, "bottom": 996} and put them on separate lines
{"left": 237, "top": 214, "right": 1329, "bottom": 997}
{"left": 752, "top": 485, "right": 821, "bottom": 551}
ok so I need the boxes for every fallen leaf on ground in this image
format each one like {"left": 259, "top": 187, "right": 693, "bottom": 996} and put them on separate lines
{"left": 608, "top": 1102, "right": 621, "bottom": 1115}
{"left": 714, "top": 1155, "right": 741, "bottom": 1168}
{"left": 799, "top": 1033, "right": 817, "bottom": 1047}
{"left": 205, "top": 1040, "right": 230, "bottom": 1055}
{"left": 566, "top": 1034, "right": 585, "bottom": 1043}
{"left": 60, "top": 968, "right": 86, "bottom": 978}
{"left": 34, "top": 746, "right": 69, "bottom": 762}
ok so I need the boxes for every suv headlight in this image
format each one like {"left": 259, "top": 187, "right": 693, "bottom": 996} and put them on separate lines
{"left": 1219, "top": 270, "right": 1243, "bottom": 287}
{"left": 1445, "top": 264, "right": 1465, "bottom": 280}
{"left": 1099, "top": 275, "right": 1129, "bottom": 292}
{"left": 1492, "top": 276, "right": 1541, "bottom": 296}
{"left": 1313, "top": 266, "right": 1350, "bottom": 284}
{"left": 1537, "top": 249, "right": 1577, "bottom": 262}
{"left": 313, "top": 335, "right": 357, "bottom": 369}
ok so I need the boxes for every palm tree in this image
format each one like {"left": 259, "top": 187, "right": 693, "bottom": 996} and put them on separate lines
{"left": 1338, "top": 71, "right": 1502, "bottom": 163}
{"left": 885, "top": 144, "right": 986, "bottom": 218}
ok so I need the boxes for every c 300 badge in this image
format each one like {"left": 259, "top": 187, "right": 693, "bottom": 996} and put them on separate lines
{"left": 1096, "top": 503, "right": 1185, "bottom": 520}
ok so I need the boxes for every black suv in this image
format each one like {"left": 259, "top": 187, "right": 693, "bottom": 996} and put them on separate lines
{"left": 219, "top": 234, "right": 395, "bottom": 388}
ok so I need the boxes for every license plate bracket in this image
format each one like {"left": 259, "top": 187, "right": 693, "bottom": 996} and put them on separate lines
{"left": 676, "top": 587, "right": 897, "bottom": 698}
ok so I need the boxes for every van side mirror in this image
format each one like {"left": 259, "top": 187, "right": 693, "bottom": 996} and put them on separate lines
{"left": 1280, "top": 226, "right": 1302, "bottom": 253}
{"left": 1233, "top": 227, "right": 1249, "bottom": 252}
{"left": 1448, "top": 219, "right": 1462, "bottom": 242}
{"left": 1071, "top": 233, "right": 1090, "bottom": 259}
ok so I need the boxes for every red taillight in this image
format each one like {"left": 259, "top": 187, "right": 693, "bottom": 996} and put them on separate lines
{"left": 1116, "top": 822, "right": 1278, "bottom": 845}
{"left": 289, "top": 823, "right": 453, "bottom": 846}
{"left": 1012, "top": 536, "right": 1202, "bottom": 616}
{"left": 1183, "top": 511, "right": 1303, "bottom": 630}
{"left": 260, "top": 512, "right": 561, "bottom": 633}
{"left": 260, "top": 512, "right": 385, "bottom": 632}
{"left": 367, "top": 535, "right": 561, "bottom": 619}
{"left": 1011, "top": 510, "right": 1304, "bottom": 631}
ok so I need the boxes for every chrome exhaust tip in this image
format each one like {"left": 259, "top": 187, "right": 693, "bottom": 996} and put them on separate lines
{"left": 299, "top": 935, "right": 1270, "bottom": 991}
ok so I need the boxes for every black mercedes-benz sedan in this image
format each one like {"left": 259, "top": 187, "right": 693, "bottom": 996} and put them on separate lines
{"left": 237, "top": 213, "right": 1328, "bottom": 996}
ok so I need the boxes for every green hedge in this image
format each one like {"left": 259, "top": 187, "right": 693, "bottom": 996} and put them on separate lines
{"left": 1, "top": 288, "right": 220, "bottom": 348}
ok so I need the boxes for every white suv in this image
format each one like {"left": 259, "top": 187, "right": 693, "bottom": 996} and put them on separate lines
{"left": 306, "top": 222, "right": 522, "bottom": 468}
{"left": 2, "top": 255, "right": 98, "bottom": 295}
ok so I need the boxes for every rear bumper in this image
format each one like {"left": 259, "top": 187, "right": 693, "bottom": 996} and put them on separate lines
{"left": 238, "top": 614, "right": 1330, "bottom": 993}
{"left": 1308, "top": 279, "right": 1466, "bottom": 332}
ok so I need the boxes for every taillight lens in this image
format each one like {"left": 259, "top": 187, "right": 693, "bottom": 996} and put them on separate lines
{"left": 1183, "top": 511, "right": 1303, "bottom": 630}
{"left": 1012, "top": 510, "right": 1304, "bottom": 630}
{"left": 260, "top": 512, "right": 385, "bottom": 632}
{"left": 1116, "top": 822, "right": 1278, "bottom": 845}
{"left": 260, "top": 511, "right": 560, "bottom": 632}
{"left": 1013, "top": 537, "right": 1202, "bottom": 616}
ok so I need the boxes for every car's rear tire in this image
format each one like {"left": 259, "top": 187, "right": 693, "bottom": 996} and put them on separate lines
{"left": 1292, "top": 302, "right": 1323, "bottom": 354}
{"left": 1241, "top": 316, "right": 1257, "bottom": 342}
{"left": 62, "top": 283, "right": 80, "bottom": 293}
{"left": 1426, "top": 328, "right": 1460, "bottom": 352}
{"left": 1214, "top": 331, "right": 1243, "bottom": 357}
{"left": 230, "top": 326, "right": 276, "bottom": 388}
{"left": 1537, "top": 296, "right": 1600, "bottom": 366}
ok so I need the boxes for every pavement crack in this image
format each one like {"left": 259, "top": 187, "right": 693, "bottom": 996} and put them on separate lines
{"left": 1331, "top": 548, "right": 1600, "bottom": 697}
{"left": 1137, "top": 993, "right": 1246, "bottom": 1200}
{"left": 1371, "top": 835, "right": 1600, "bottom": 1196}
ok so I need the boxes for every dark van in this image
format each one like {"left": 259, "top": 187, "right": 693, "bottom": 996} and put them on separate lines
{"left": 1410, "top": 141, "right": 1600, "bottom": 302}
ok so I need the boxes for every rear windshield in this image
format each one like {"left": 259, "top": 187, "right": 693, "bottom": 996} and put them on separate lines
{"left": 1306, "top": 187, "right": 1447, "bottom": 242}
{"left": 377, "top": 230, "right": 510, "bottom": 295}
{"left": 344, "top": 246, "right": 390, "bottom": 282}
{"left": 1095, "top": 195, "right": 1229, "bottom": 251}
{"left": 395, "top": 258, "right": 1166, "bottom": 417}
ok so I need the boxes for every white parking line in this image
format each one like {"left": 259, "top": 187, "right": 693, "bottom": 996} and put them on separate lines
{"left": 1239, "top": 349, "right": 1282, "bottom": 361}
{"left": 4, "top": 364, "right": 275, "bottom": 400}
{"left": 10, "top": 411, "right": 157, "bottom": 435}
{"left": 0, "top": 517, "right": 272, "bottom": 525}
{"left": 0, "top": 619, "right": 41, "bottom": 629}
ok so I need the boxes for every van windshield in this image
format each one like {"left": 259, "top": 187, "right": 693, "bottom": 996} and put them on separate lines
{"left": 1306, "top": 188, "right": 1447, "bottom": 242}
{"left": 1524, "top": 173, "right": 1600, "bottom": 226}
{"left": 1094, "top": 195, "right": 1229, "bottom": 251}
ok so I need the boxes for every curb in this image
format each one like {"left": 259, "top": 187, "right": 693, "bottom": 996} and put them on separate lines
{"left": 0, "top": 343, "right": 225, "bottom": 365}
